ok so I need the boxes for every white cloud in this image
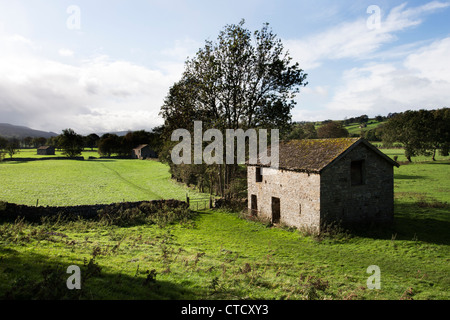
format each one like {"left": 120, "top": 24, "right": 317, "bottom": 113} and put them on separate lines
{"left": 58, "top": 48, "right": 74, "bottom": 57}
{"left": 302, "top": 86, "right": 329, "bottom": 97}
{"left": 324, "top": 37, "right": 450, "bottom": 116}
{"left": 0, "top": 37, "right": 180, "bottom": 134}
{"left": 285, "top": 1, "right": 450, "bottom": 70}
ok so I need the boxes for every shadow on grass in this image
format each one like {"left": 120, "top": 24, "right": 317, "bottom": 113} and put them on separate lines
{"left": 394, "top": 174, "right": 425, "bottom": 180}
{"left": 0, "top": 248, "right": 200, "bottom": 300}
{"left": 352, "top": 202, "right": 450, "bottom": 245}
{"left": 423, "top": 161, "right": 450, "bottom": 165}
{"left": 393, "top": 202, "right": 450, "bottom": 245}
{"left": 86, "top": 159, "right": 117, "bottom": 162}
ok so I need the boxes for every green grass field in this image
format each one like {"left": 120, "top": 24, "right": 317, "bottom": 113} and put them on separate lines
{"left": 380, "top": 148, "right": 450, "bottom": 163}
{"left": 0, "top": 152, "right": 449, "bottom": 300}
{"left": 344, "top": 121, "right": 383, "bottom": 136}
{"left": 0, "top": 158, "right": 204, "bottom": 207}
{"left": 6, "top": 148, "right": 101, "bottom": 159}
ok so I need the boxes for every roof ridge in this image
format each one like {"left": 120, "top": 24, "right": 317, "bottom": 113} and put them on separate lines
{"left": 251, "top": 137, "right": 397, "bottom": 172}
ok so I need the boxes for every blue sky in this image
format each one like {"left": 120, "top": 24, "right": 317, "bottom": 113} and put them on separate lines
{"left": 0, "top": 0, "right": 449, "bottom": 134}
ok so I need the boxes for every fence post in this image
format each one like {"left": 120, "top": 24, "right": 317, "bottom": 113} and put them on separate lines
{"left": 186, "top": 193, "right": 190, "bottom": 206}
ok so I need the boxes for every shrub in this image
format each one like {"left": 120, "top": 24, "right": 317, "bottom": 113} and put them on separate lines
{"left": 97, "top": 202, "right": 193, "bottom": 227}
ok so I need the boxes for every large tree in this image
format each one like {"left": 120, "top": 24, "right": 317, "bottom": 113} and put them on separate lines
{"left": 160, "top": 20, "right": 308, "bottom": 198}
{"left": 285, "top": 122, "right": 317, "bottom": 140}
{"left": 84, "top": 133, "right": 100, "bottom": 151}
{"left": 0, "top": 136, "right": 9, "bottom": 160}
{"left": 59, "top": 129, "right": 84, "bottom": 158}
{"left": 5, "top": 139, "right": 20, "bottom": 159}
{"left": 382, "top": 108, "right": 450, "bottom": 161}
{"left": 317, "top": 121, "right": 349, "bottom": 139}
{"left": 98, "top": 133, "right": 120, "bottom": 157}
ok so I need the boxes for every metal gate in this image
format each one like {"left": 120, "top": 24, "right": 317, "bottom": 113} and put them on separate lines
{"left": 186, "top": 194, "right": 213, "bottom": 211}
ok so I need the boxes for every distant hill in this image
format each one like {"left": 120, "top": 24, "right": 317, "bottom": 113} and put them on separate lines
{"left": 0, "top": 123, "right": 58, "bottom": 139}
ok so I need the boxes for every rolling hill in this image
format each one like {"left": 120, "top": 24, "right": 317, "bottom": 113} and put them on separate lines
{"left": 0, "top": 123, "right": 58, "bottom": 139}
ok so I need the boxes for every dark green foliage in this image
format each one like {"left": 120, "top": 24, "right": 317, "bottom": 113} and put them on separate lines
{"left": 160, "top": 20, "right": 307, "bottom": 199}
{"left": 97, "top": 129, "right": 162, "bottom": 157}
{"left": 383, "top": 108, "right": 450, "bottom": 161}
{"left": 3, "top": 265, "right": 83, "bottom": 300}
{"left": 97, "top": 202, "right": 193, "bottom": 228}
{"left": 84, "top": 133, "right": 100, "bottom": 150}
{"left": 97, "top": 133, "right": 121, "bottom": 157}
{"left": 59, "top": 128, "right": 84, "bottom": 158}
{"left": 316, "top": 121, "right": 349, "bottom": 139}
{"left": 364, "top": 124, "right": 384, "bottom": 141}
{"left": 4, "top": 139, "right": 20, "bottom": 159}
{"left": 284, "top": 122, "right": 317, "bottom": 140}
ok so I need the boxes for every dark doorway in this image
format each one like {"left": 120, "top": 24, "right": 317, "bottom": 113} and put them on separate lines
{"left": 251, "top": 195, "right": 258, "bottom": 216}
{"left": 271, "top": 197, "right": 281, "bottom": 224}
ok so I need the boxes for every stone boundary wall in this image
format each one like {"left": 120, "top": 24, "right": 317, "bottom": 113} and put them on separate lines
{"left": 2, "top": 155, "right": 143, "bottom": 162}
{"left": 0, "top": 199, "right": 188, "bottom": 223}
{"left": 2, "top": 157, "right": 85, "bottom": 162}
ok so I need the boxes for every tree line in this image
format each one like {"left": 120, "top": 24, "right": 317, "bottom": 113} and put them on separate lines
{"left": 282, "top": 108, "right": 449, "bottom": 162}
{"left": 0, "top": 127, "right": 163, "bottom": 160}
{"left": 382, "top": 108, "right": 449, "bottom": 162}
{"left": 283, "top": 114, "right": 386, "bottom": 141}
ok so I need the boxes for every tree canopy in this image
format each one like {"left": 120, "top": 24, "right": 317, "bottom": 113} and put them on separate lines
{"left": 317, "top": 121, "right": 349, "bottom": 139}
{"left": 59, "top": 129, "right": 84, "bottom": 158}
{"left": 382, "top": 108, "right": 449, "bottom": 161}
{"left": 159, "top": 20, "right": 308, "bottom": 199}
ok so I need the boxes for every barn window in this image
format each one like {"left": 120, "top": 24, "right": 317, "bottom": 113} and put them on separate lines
{"left": 255, "top": 167, "right": 263, "bottom": 183}
{"left": 351, "top": 160, "right": 365, "bottom": 186}
{"left": 299, "top": 203, "right": 302, "bottom": 216}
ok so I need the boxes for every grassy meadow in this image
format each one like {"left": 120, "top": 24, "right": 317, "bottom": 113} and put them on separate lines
{"left": 0, "top": 158, "right": 204, "bottom": 207}
{"left": 0, "top": 150, "right": 449, "bottom": 300}
{"left": 344, "top": 120, "right": 383, "bottom": 136}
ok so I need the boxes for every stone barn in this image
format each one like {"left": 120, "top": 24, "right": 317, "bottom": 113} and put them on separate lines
{"left": 247, "top": 138, "right": 399, "bottom": 233}
{"left": 132, "top": 144, "right": 157, "bottom": 159}
{"left": 37, "top": 146, "right": 55, "bottom": 155}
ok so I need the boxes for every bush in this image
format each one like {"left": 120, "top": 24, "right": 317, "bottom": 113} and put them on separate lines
{"left": 97, "top": 202, "right": 193, "bottom": 227}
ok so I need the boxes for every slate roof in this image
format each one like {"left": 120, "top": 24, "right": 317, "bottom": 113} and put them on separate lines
{"left": 249, "top": 138, "right": 399, "bottom": 173}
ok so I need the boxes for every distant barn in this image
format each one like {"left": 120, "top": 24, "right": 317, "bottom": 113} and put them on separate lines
{"left": 132, "top": 144, "right": 156, "bottom": 159}
{"left": 37, "top": 146, "right": 55, "bottom": 155}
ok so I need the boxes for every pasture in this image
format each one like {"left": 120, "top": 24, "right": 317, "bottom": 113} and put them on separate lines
{"left": 0, "top": 152, "right": 449, "bottom": 300}
{"left": 0, "top": 158, "right": 204, "bottom": 206}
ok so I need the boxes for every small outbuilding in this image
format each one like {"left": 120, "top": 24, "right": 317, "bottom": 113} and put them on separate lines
{"left": 247, "top": 138, "right": 399, "bottom": 233}
{"left": 132, "top": 144, "right": 157, "bottom": 159}
{"left": 37, "top": 146, "right": 55, "bottom": 155}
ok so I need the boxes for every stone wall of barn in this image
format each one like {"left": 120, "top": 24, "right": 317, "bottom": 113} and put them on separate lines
{"left": 247, "top": 166, "right": 321, "bottom": 233}
{"left": 320, "top": 143, "right": 394, "bottom": 228}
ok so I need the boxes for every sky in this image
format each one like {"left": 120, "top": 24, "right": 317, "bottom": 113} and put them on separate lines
{"left": 0, "top": 0, "right": 449, "bottom": 135}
